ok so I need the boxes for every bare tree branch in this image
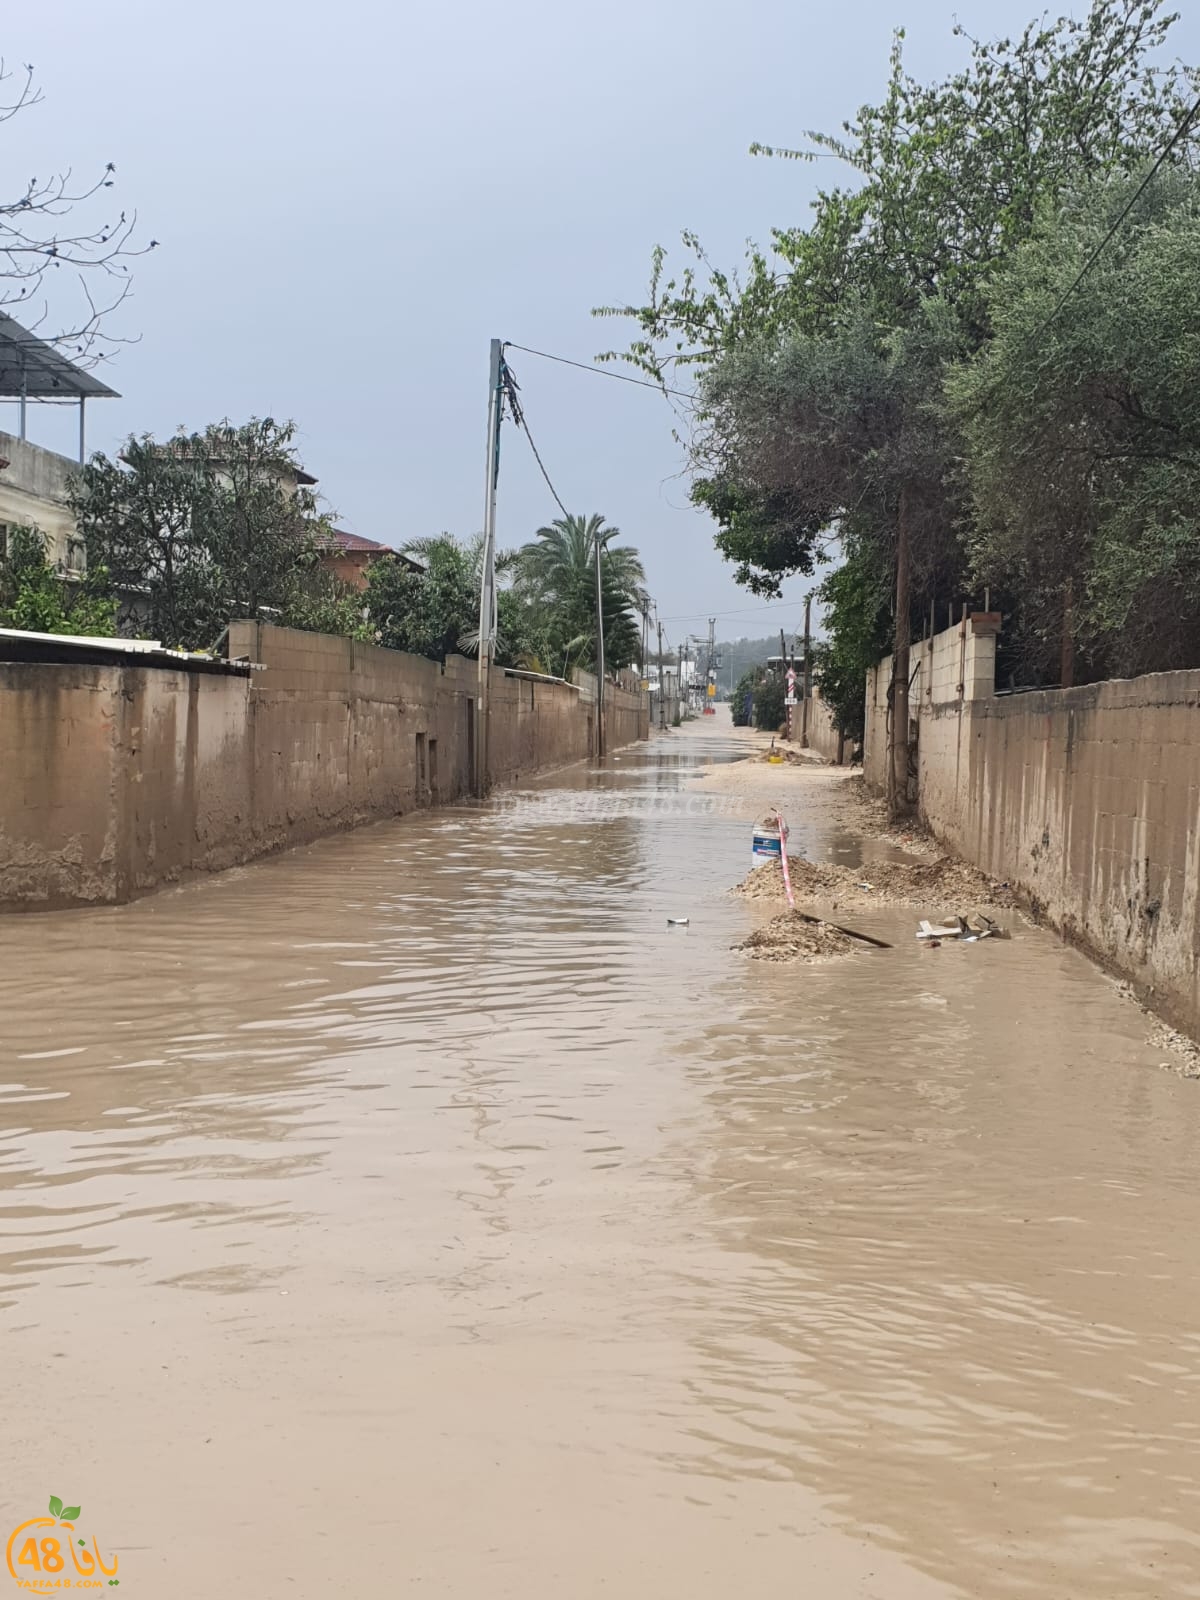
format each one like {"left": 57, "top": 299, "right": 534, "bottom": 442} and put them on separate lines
{"left": 0, "top": 57, "right": 156, "bottom": 366}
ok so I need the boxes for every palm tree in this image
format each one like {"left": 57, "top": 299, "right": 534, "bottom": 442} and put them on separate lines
{"left": 514, "top": 514, "right": 646, "bottom": 677}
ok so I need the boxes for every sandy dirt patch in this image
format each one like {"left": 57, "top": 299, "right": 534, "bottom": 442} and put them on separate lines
{"left": 735, "top": 851, "right": 1014, "bottom": 914}
{"left": 734, "top": 909, "right": 860, "bottom": 962}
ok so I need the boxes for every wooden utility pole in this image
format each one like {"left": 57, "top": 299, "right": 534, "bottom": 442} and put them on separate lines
{"left": 801, "top": 594, "right": 812, "bottom": 748}
{"left": 889, "top": 484, "right": 913, "bottom": 818}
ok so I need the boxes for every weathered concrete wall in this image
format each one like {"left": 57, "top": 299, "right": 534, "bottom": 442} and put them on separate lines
{"left": 864, "top": 618, "right": 1200, "bottom": 1036}
{"left": 0, "top": 623, "right": 648, "bottom": 907}
{"left": 0, "top": 661, "right": 252, "bottom": 904}
{"left": 865, "top": 615, "right": 999, "bottom": 792}
{"left": 804, "top": 688, "right": 844, "bottom": 763}
{"left": 919, "top": 671, "right": 1200, "bottom": 1035}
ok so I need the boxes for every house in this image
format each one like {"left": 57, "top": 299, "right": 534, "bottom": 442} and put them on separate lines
{"left": 317, "top": 530, "right": 421, "bottom": 591}
{"left": 0, "top": 312, "right": 119, "bottom": 573}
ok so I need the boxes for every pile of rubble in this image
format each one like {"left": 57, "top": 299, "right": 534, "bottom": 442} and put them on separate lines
{"left": 736, "top": 853, "right": 1013, "bottom": 912}
{"left": 735, "top": 911, "right": 858, "bottom": 963}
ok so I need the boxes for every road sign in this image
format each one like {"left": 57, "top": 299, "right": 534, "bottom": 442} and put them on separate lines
{"left": 785, "top": 693, "right": 797, "bottom": 706}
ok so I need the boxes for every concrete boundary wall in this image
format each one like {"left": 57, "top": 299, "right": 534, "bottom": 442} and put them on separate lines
{"left": 0, "top": 622, "right": 649, "bottom": 908}
{"left": 866, "top": 619, "right": 1200, "bottom": 1036}
{"left": 804, "top": 688, "right": 845, "bottom": 764}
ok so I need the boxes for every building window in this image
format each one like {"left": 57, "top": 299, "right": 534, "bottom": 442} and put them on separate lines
{"left": 66, "top": 538, "right": 86, "bottom": 574}
{"left": 0, "top": 524, "right": 8, "bottom": 561}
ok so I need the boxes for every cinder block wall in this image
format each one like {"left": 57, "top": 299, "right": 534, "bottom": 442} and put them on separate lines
{"left": 865, "top": 620, "right": 1200, "bottom": 1036}
{"left": 0, "top": 623, "right": 649, "bottom": 907}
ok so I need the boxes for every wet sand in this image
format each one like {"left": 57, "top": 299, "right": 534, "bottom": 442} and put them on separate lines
{"left": 2, "top": 710, "right": 1199, "bottom": 1597}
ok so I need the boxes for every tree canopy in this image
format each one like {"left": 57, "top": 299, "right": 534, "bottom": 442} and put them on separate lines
{"left": 948, "top": 169, "right": 1200, "bottom": 682}
{"left": 512, "top": 514, "right": 647, "bottom": 677}
{"left": 70, "top": 418, "right": 334, "bottom": 649}
{"left": 0, "top": 525, "right": 116, "bottom": 637}
{"left": 598, "top": 0, "right": 1200, "bottom": 807}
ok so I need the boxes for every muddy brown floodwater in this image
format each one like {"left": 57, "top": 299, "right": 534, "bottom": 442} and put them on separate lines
{"left": 3, "top": 710, "right": 1200, "bottom": 1598}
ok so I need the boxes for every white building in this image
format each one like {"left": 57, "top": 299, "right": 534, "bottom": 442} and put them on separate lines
{"left": 0, "top": 312, "right": 119, "bottom": 573}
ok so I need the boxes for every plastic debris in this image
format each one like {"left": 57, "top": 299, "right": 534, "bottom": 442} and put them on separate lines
{"left": 667, "top": 917, "right": 690, "bottom": 926}
{"left": 916, "top": 914, "right": 1007, "bottom": 942}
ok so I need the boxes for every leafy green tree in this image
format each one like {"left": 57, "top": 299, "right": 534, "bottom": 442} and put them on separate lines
{"left": 365, "top": 538, "right": 476, "bottom": 662}
{"left": 282, "top": 562, "right": 375, "bottom": 643}
{"left": 513, "top": 514, "right": 647, "bottom": 677}
{"left": 599, "top": 0, "right": 1199, "bottom": 397}
{"left": 69, "top": 418, "right": 332, "bottom": 648}
{"left": 362, "top": 534, "right": 542, "bottom": 668}
{"left": 596, "top": 0, "right": 1200, "bottom": 800}
{"left": 731, "top": 668, "right": 758, "bottom": 726}
{"left": 0, "top": 526, "right": 117, "bottom": 636}
{"left": 948, "top": 168, "right": 1200, "bottom": 683}
{"left": 700, "top": 302, "right": 965, "bottom": 810}
{"left": 812, "top": 534, "right": 892, "bottom": 744}
{"left": 752, "top": 672, "right": 786, "bottom": 732}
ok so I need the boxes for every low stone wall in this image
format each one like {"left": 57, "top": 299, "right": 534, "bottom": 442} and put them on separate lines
{"left": 0, "top": 622, "right": 649, "bottom": 907}
{"left": 865, "top": 620, "right": 1200, "bottom": 1036}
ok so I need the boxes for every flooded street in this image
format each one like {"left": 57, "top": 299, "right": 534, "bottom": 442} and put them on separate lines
{"left": 3, "top": 712, "right": 1200, "bottom": 1598}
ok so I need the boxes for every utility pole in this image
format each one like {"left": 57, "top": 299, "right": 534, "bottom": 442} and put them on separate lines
{"left": 890, "top": 485, "right": 913, "bottom": 817}
{"left": 594, "top": 525, "right": 606, "bottom": 760}
{"left": 801, "top": 593, "right": 812, "bottom": 748}
{"left": 780, "top": 627, "right": 790, "bottom": 738}
{"left": 477, "top": 338, "right": 504, "bottom": 798}
{"left": 657, "top": 616, "right": 666, "bottom": 729}
{"left": 705, "top": 617, "right": 716, "bottom": 714}
{"left": 640, "top": 602, "right": 649, "bottom": 682}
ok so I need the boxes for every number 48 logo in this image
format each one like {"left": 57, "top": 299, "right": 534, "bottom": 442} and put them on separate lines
{"left": 6, "top": 1497, "right": 121, "bottom": 1589}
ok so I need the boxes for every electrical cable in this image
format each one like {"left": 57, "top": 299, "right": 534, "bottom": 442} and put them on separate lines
{"left": 501, "top": 359, "right": 572, "bottom": 521}
{"left": 1024, "top": 90, "right": 1200, "bottom": 346}
{"left": 657, "top": 600, "right": 809, "bottom": 623}
{"left": 504, "top": 342, "right": 696, "bottom": 402}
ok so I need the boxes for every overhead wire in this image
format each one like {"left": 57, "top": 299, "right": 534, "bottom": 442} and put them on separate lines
{"left": 1026, "top": 90, "right": 1200, "bottom": 346}
{"left": 501, "top": 358, "right": 571, "bottom": 521}
{"left": 504, "top": 342, "right": 697, "bottom": 402}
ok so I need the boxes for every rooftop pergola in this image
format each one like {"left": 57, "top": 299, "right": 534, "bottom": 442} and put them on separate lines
{"left": 0, "top": 311, "right": 120, "bottom": 462}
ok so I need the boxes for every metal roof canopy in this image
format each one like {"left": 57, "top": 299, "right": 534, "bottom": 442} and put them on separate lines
{"left": 0, "top": 311, "right": 120, "bottom": 462}
{"left": 0, "top": 626, "right": 252, "bottom": 676}
{"left": 0, "top": 312, "right": 119, "bottom": 399}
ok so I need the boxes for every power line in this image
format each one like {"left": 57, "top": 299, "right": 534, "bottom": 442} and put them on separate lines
{"left": 504, "top": 342, "right": 696, "bottom": 402}
{"left": 657, "top": 599, "right": 810, "bottom": 623}
{"left": 501, "top": 359, "right": 571, "bottom": 520}
{"left": 1030, "top": 91, "right": 1200, "bottom": 344}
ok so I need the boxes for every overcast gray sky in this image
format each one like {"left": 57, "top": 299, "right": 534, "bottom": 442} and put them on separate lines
{"left": 6, "top": 1, "right": 1198, "bottom": 651}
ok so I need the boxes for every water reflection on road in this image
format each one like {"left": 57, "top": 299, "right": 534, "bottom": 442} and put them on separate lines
{"left": 1, "top": 715, "right": 1198, "bottom": 1598}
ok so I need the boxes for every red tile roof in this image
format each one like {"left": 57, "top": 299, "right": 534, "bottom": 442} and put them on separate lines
{"left": 326, "top": 529, "right": 393, "bottom": 552}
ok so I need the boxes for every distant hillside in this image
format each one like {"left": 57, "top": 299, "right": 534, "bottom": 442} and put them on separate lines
{"left": 716, "top": 635, "right": 781, "bottom": 686}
